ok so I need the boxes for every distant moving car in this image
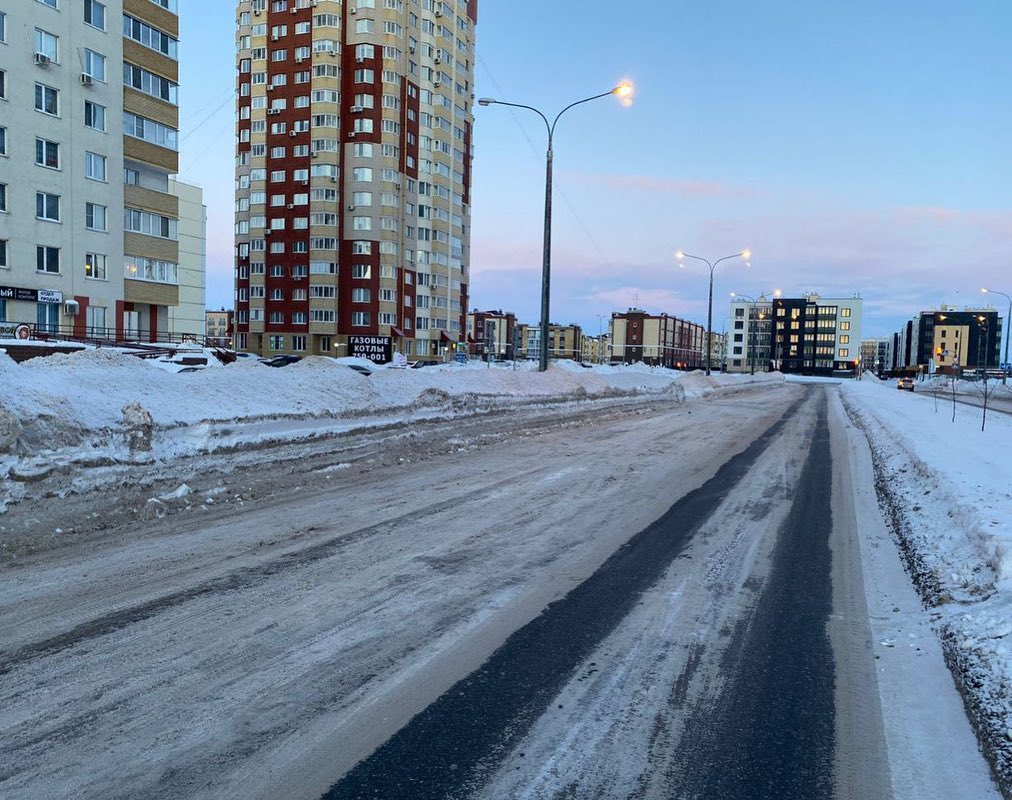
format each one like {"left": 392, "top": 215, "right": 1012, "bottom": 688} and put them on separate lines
{"left": 897, "top": 377, "right": 915, "bottom": 391}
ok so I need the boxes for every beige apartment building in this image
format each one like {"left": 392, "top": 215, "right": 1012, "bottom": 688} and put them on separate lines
{"left": 610, "top": 309, "right": 705, "bottom": 368}
{"left": 0, "top": 0, "right": 187, "bottom": 342}
{"left": 232, "top": 0, "right": 478, "bottom": 362}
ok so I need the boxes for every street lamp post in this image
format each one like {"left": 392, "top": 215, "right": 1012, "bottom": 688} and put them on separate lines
{"left": 478, "top": 82, "right": 633, "bottom": 372}
{"left": 677, "top": 250, "right": 751, "bottom": 375}
{"left": 596, "top": 313, "right": 608, "bottom": 364}
{"left": 982, "top": 288, "right": 1011, "bottom": 380}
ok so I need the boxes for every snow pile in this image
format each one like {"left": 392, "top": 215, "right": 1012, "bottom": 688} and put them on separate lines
{"left": 0, "top": 351, "right": 783, "bottom": 477}
{"left": 841, "top": 378, "right": 1012, "bottom": 785}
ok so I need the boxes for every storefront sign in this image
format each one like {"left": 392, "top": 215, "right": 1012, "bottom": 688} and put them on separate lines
{"left": 0, "top": 323, "right": 32, "bottom": 340}
{"left": 348, "top": 335, "right": 392, "bottom": 363}
{"left": 0, "top": 285, "right": 40, "bottom": 303}
{"left": 38, "top": 289, "right": 63, "bottom": 304}
{"left": 0, "top": 285, "right": 62, "bottom": 304}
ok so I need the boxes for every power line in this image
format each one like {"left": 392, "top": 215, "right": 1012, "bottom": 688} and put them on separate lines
{"left": 179, "top": 90, "right": 236, "bottom": 145}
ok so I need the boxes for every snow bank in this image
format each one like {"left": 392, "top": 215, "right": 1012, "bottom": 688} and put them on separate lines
{"left": 0, "top": 352, "right": 783, "bottom": 474}
{"left": 841, "top": 378, "right": 1012, "bottom": 787}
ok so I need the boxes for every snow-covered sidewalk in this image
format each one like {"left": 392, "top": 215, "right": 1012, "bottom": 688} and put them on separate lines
{"left": 840, "top": 376, "right": 1012, "bottom": 788}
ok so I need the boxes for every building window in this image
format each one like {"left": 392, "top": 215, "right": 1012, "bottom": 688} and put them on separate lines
{"left": 38, "top": 302, "right": 60, "bottom": 334}
{"left": 125, "top": 208, "right": 178, "bottom": 239}
{"left": 0, "top": 183, "right": 6, "bottom": 213}
{"left": 86, "top": 305, "right": 107, "bottom": 336}
{"left": 38, "top": 0, "right": 59, "bottom": 8}
{"left": 84, "top": 0, "right": 106, "bottom": 30}
{"left": 123, "top": 167, "right": 139, "bottom": 186}
{"left": 122, "top": 15, "right": 178, "bottom": 59}
{"left": 839, "top": 348, "right": 849, "bottom": 358}
{"left": 123, "top": 62, "right": 178, "bottom": 104}
{"left": 123, "top": 112, "right": 178, "bottom": 150}
{"left": 36, "top": 138, "right": 60, "bottom": 169}
{"left": 0, "top": 127, "right": 5, "bottom": 156}
{"left": 352, "top": 311, "right": 371, "bottom": 326}
{"left": 85, "top": 100, "right": 106, "bottom": 131}
{"left": 85, "top": 151, "right": 107, "bottom": 181}
{"left": 85, "top": 252, "right": 107, "bottom": 280}
{"left": 269, "top": 335, "right": 284, "bottom": 351}
{"left": 841, "top": 308, "right": 851, "bottom": 318}
{"left": 34, "top": 29, "right": 59, "bottom": 63}
{"left": 36, "top": 245, "right": 60, "bottom": 274}
{"left": 0, "top": 70, "right": 6, "bottom": 100}
{"left": 85, "top": 202, "right": 107, "bottom": 231}
{"left": 0, "top": 239, "right": 7, "bottom": 268}
{"left": 35, "top": 83, "right": 59, "bottom": 116}
{"left": 36, "top": 192, "right": 60, "bottom": 222}
{"left": 0, "top": 12, "right": 6, "bottom": 44}
{"left": 352, "top": 288, "right": 371, "bottom": 303}
{"left": 292, "top": 335, "right": 307, "bottom": 351}
{"left": 124, "top": 255, "right": 178, "bottom": 283}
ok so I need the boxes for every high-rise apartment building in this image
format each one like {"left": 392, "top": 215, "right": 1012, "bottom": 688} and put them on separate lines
{"left": 0, "top": 0, "right": 186, "bottom": 342}
{"left": 232, "top": 0, "right": 478, "bottom": 360}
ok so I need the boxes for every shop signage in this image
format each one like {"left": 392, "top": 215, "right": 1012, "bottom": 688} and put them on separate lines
{"left": 348, "top": 335, "right": 392, "bottom": 363}
{"left": 0, "top": 285, "right": 63, "bottom": 304}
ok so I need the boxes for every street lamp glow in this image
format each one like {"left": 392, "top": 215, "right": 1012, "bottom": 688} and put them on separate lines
{"left": 614, "top": 81, "right": 634, "bottom": 97}
{"left": 741, "top": 249, "right": 752, "bottom": 260}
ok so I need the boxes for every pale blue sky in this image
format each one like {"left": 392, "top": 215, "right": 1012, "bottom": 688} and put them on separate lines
{"left": 178, "top": 0, "right": 1012, "bottom": 339}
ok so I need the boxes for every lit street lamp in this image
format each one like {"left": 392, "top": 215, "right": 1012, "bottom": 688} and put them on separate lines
{"left": 478, "top": 82, "right": 634, "bottom": 372}
{"left": 981, "top": 287, "right": 1011, "bottom": 377}
{"left": 677, "top": 249, "right": 751, "bottom": 375}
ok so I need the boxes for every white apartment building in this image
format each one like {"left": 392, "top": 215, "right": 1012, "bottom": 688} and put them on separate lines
{"left": 0, "top": 0, "right": 192, "bottom": 343}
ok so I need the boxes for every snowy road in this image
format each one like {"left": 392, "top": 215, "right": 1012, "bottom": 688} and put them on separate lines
{"left": 0, "top": 384, "right": 1000, "bottom": 799}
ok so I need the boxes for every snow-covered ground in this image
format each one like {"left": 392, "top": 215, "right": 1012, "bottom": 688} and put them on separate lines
{"left": 2, "top": 349, "right": 1012, "bottom": 792}
{"left": 840, "top": 375, "right": 1012, "bottom": 787}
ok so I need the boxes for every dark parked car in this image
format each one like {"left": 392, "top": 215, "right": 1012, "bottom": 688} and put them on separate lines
{"left": 262, "top": 355, "right": 303, "bottom": 368}
{"left": 411, "top": 360, "right": 440, "bottom": 369}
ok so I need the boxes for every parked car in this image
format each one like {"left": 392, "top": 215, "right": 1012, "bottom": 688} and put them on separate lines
{"left": 340, "top": 363, "right": 374, "bottom": 376}
{"left": 411, "top": 360, "right": 440, "bottom": 369}
{"left": 262, "top": 355, "right": 303, "bottom": 368}
{"left": 897, "top": 377, "right": 915, "bottom": 391}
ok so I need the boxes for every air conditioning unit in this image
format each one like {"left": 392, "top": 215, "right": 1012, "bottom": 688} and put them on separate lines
{"left": 80, "top": 73, "right": 94, "bottom": 86}
{"left": 349, "top": 6, "right": 356, "bottom": 12}
{"left": 268, "top": 108, "right": 281, "bottom": 115}
{"left": 356, "top": 56, "right": 366, "bottom": 64}
{"left": 64, "top": 300, "right": 80, "bottom": 316}
{"left": 254, "top": 8, "right": 261, "bottom": 15}
{"left": 329, "top": 176, "right": 337, "bottom": 182}
{"left": 348, "top": 131, "right": 356, "bottom": 138}
{"left": 289, "top": 130, "right": 297, "bottom": 137}
{"left": 434, "top": 54, "right": 441, "bottom": 64}
{"left": 286, "top": 204, "right": 294, "bottom": 210}
{"left": 433, "top": 80, "right": 441, "bottom": 88}
{"left": 301, "top": 179, "right": 309, "bottom": 186}
{"left": 264, "top": 229, "right": 272, "bottom": 235}
{"left": 34, "top": 52, "right": 52, "bottom": 66}
{"left": 350, "top": 105, "right": 364, "bottom": 113}
{"left": 290, "top": 6, "right": 297, "bottom": 13}
{"left": 347, "top": 204, "right": 355, "bottom": 211}
{"left": 310, "top": 151, "right": 318, "bottom": 158}
{"left": 271, "top": 34, "right": 279, "bottom": 41}
{"left": 409, "top": 44, "right": 416, "bottom": 54}
{"left": 295, "top": 56, "right": 304, "bottom": 63}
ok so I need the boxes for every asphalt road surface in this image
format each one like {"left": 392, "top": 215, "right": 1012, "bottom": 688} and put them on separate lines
{"left": 0, "top": 385, "right": 999, "bottom": 799}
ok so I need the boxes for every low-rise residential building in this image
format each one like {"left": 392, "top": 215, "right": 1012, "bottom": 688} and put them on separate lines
{"left": 610, "top": 308, "right": 705, "bottom": 368}
{"left": 206, "top": 309, "right": 233, "bottom": 348}
{"left": 732, "top": 294, "right": 863, "bottom": 375}
{"left": 168, "top": 178, "right": 206, "bottom": 340}
{"left": 891, "top": 306, "right": 1002, "bottom": 374}
{"left": 582, "top": 334, "right": 610, "bottom": 364}
{"left": 467, "top": 309, "right": 518, "bottom": 360}
{"left": 860, "top": 338, "right": 893, "bottom": 374}
{"left": 515, "top": 323, "right": 583, "bottom": 361}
